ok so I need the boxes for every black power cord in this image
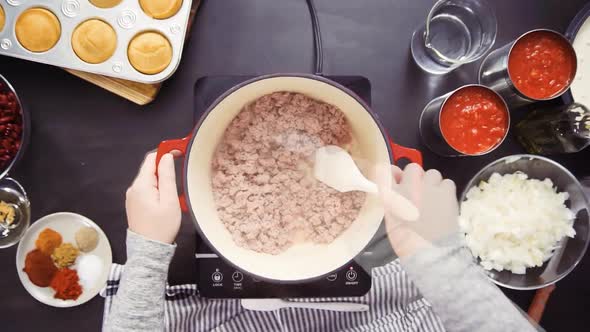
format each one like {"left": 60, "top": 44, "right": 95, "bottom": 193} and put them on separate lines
{"left": 306, "top": 0, "right": 324, "bottom": 75}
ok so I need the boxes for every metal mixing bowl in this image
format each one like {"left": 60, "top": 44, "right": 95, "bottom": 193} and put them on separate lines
{"left": 460, "top": 155, "right": 590, "bottom": 290}
{"left": 0, "top": 74, "right": 30, "bottom": 179}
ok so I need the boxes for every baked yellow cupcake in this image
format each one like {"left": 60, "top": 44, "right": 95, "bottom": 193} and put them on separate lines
{"left": 72, "top": 20, "right": 117, "bottom": 64}
{"left": 0, "top": 5, "right": 5, "bottom": 33}
{"left": 139, "top": 0, "right": 182, "bottom": 19}
{"left": 16, "top": 8, "right": 61, "bottom": 52}
{"left": 89, "top": 0, "right": 123, "bottom": 8}
{"left": 127, "top": 32, "right": 172, "bottom": 75}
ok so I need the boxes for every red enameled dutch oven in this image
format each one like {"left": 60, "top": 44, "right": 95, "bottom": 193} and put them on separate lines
{"left": 156, "top": 74, "right": 422, "bottom": 283}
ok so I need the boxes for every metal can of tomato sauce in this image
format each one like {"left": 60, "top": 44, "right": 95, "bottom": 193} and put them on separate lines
{"left": 479, "top": 29, "right": 577, "bottom": 108}
{"left": 419, "top": 84, "right": 510, "bottom": 157}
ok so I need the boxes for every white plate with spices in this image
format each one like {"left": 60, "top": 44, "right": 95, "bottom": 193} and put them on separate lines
{"left": 16, "top": 212, "right": 112, "bottom": 307}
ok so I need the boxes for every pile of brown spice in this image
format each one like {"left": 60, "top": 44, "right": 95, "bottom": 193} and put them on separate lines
{"left": 75, "top": 227, "right": 99, "bottom": 252}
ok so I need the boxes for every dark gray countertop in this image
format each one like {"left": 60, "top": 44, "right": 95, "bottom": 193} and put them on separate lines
{"left": 1, "top": 0, "right": 589, "bottom": 331}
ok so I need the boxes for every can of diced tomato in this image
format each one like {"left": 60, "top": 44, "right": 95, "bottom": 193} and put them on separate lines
{"left": 419, "top": 84, "right": 510, "bottom": 157}
{"left": 479, "top": 29, "right": 577, "bottom": 108}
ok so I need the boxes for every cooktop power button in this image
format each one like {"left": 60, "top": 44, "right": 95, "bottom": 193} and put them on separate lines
{"left": 345, "top": 269, "right": 357, "bottom": 282}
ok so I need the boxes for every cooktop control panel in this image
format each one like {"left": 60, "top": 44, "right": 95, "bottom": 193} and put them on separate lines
{"left": 195, "top": 251, "right": 372, "bottom": 299}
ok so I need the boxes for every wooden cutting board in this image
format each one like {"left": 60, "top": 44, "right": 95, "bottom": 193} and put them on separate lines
{"left": 64, "top": 0, "right": 201, "bottom": 105}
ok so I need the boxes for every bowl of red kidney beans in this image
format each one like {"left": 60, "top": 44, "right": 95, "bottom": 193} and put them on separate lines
{"left": 0, "top": 74, "right": 29, "bottom": 179}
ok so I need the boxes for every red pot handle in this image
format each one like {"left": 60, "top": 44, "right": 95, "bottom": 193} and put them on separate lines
{"left": 389, "top": 138, "right": 423, "bottom": 166}
{"left": 156, "top": 136, "right": 191, "bottom": 212}
{"left": 528, "top": 284, "right": 556, "bottom": 323}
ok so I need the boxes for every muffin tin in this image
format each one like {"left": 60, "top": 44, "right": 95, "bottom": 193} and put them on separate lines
{"left": 0, "top": 0, "right": 192, "bottom": 83}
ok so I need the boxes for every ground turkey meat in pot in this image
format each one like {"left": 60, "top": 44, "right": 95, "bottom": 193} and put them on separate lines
{"left": 212, "top": 92, "right": 366, "bottom": 255}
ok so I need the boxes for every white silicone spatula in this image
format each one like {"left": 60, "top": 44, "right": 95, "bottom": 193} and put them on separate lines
{"left": 314, "top": 145, "right": 419, "bottom": 221}
{"left": 241, "top": 298, "right": 370, "bottom": 312}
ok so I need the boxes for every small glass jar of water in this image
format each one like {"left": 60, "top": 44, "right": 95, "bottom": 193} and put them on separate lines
{"left": 411, "top": 0, "right": 497, "bottom": 75}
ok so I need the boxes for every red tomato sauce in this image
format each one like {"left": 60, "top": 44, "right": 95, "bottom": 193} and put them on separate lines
{"left": 508, "top": 30, "right": 576, "bottom": 100}
{"left": 440, "top": 86, "right": 508, "bottom": 155}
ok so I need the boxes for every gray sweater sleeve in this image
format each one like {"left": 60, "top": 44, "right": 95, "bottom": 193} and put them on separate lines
{"left": 103, "top": 230, "right": 176, "bottom": 332}
{"left": 401, "top": 233, "right": 539, "bottom": 332}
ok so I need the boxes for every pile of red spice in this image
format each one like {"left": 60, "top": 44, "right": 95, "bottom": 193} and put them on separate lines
{"left": 0, "top": 81, "right": 23, "bottom": 170}
{"left": 50, "top": 268, "right": 83, "bottom": 300}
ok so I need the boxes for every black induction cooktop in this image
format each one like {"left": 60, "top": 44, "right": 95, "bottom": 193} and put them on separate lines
{"left": 192, "top": 75, "right": 378, "bottom": 299}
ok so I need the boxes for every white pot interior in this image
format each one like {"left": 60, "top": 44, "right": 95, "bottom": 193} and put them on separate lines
{"left": 186, "top": 76, "right": 391, "bottom": 281}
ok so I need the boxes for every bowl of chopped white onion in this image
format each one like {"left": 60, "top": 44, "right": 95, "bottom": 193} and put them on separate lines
{"left": 460, "top": 155, "right": 590, "bottom": 290}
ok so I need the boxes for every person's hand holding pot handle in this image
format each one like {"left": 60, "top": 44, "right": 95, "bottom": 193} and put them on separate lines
{"left": 126, "top": 152, "right": 181, "bottom": 244}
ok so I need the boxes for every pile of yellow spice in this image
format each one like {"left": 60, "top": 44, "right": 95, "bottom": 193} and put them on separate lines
{"left": 51, "top": 243, "right": 80, "bottom": 268}
{"left": 0, "top": 200, "right": 16, "bottom": 225}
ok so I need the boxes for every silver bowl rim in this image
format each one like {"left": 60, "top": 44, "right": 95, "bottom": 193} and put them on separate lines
{"left": 460, "top": 154, "right": 590, "bottom": 290}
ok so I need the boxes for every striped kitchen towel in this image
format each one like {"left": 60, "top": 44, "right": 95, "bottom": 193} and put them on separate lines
{"left": 101, "top": 259, "right": 445, "bottom": 332}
